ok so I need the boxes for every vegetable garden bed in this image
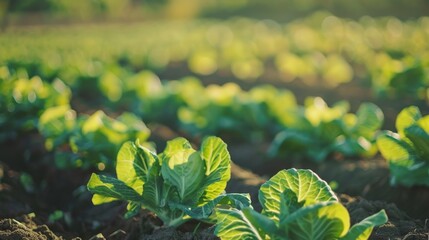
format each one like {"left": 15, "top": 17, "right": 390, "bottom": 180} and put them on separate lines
{"left": 1, "top": 15, "right": 429, "bottom": 239}
{"left": 1, "top": 123, "right": 428, "bottom": 239}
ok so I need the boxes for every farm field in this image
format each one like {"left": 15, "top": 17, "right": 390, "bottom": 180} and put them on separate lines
{"left": 1, "top": 10, "right": 429, "bottom": 240}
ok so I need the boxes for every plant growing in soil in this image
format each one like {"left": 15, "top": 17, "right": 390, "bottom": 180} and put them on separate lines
{"left": 39, "top": 107, "right": 150, "bottom": 171}
{"left": 87, "top": 136, "right": 251, "bottom": 227}
{"left": 377, "top": 106, "right": 429, "bottom": 186}
{"left": 178, "top": 82, "right": 276, "bottom": 142}
{"left": 0, "top": 71, "right": 71, "bottom": 142}
{"left": 270, "top": 98, "right": 383, "bottom": 162}
{"left": 215, "top": 168, "right": 388, "bottom": 240}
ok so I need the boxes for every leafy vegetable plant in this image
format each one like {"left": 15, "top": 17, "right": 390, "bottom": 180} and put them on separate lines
{"left": 377, "top": 106, "right": 429, "bottom": 186}
{"left": 39, "top": 107, "right": 150, "bottom": 171}
{"left": 87, "top": 136, "right": 251, "bottom": 227}
{"left": 178, "top": 82, "right": 275, "bottom": 142}
{"left": 215, "top": 168, "right": 388, "bottom": 240}
{"left": 270, "top": 98, "right": 384, "bottom": 161}
{"left": 0, "top": 71, "right": 71, "bottom": 141}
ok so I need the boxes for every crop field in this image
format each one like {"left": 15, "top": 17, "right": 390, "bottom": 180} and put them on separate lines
{"left": 1, "top": 10, "right": 429, "bottom": 240}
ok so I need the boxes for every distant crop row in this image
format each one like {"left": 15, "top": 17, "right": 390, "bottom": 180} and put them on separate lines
{"left": 1, "top": 13, "right": 429, "bottom": 100}
{"left": 0, "top": 67, "right": 381, "bottom": 162}
{"left": 1, "top": 65, "right": 428, "bottom": 187}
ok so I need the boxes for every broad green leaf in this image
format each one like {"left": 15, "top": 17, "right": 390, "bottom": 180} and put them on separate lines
{"left": 81, "top": 111, "right": 106, "bottom": 134}
{"left": 305, "top": 98, "right": 349, "bottom": 126}
{"left": 171, "top": 193, "right": 251, "bottom": 220}
{"left": 279, "top": 189, "right": 304, "bottom": 219}
{"left": 334, "top": 136, "right": 378, "bottom": 157}
{"left": 87, "top": 173, "right": 141, "bottom": 205}
{"left": 160, "top": 137, "right": 193, "bottom": 163}
{"left": 117, "top": 112, "right": 151, "bottom": 140}
{"left": 280, "top": 201, "right": 350, "bottom": 240}
{"left": 404, "top": 125, "right": 429, "bottom": 161}
{"left": 199, "top": 136, "right": 231, "bottom": 202}
{"left": 277, "top": 108, "right": 310, "bottom": 131}
{"left": 81, "top": 111, "right": 130, "bottom": 145}
{"left": 259, "top": 169, "right": 337, "bottom": 221}
{"left": 161, "top": 149, "right": 205, "bottom": 203}
{"left": 305, "top": 97, "right": 328, "bottom": 126}
{"left": 116, "top": 141, "right": 159, "bottom": 194}
{"left": 215, "top": 207, "right": 277, "bottom": 240}
{"left": 38, "top": 105, "right": 76, "bottom": 138}
{"left": 393, "top": 163, "right": 429, "bottom": 186}
{"left": 38, "top": 105, "right": 76, "bottom": 150}
{"left": 376, "top": 132, "right": 415, "bottom": 167}
{"left": 140, "top": 164, "right": 163, "bottom": 205}
{"left": 340, "top": 210, "right": 388, "bottom": 240}
{"left": 417, "top": 115, "right": 429, "bottom": 133}
{"left": 396, "top": 106, "right": 421, "bottom": 138}
{"left": 98, "top": 72, "right": 123, "bottom": 102}
{"left": 355, "top": 103, "right": 384, "bottom": 137}
{"left": 376, "top": 133, "right": 429, "bottom": 186}
{"left": 319, "top": 120, "right": 344, "bottom": 142}
{"left": 127, "top": 70, "right": 163, "bottom": 99}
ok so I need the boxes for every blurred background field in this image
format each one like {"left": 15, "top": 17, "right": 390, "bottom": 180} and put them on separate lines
{"left": 2, "top": 0, "right": 429, "bottom": 24}
{"left": 2, "top": 0, "right": 429, "bottom": 129}
{"left": 1, "top": 1, "right": 429, "bottom": 238}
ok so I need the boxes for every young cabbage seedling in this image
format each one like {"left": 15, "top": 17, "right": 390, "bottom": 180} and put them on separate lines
{"left": 87, "top": 136, "right": 251, "bottom": 227}
{"left": 215, "top": 168, "right": 388, "bottom": 240}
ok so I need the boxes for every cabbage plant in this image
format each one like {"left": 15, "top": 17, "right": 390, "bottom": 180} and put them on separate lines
{"left": 377, "top": 106, "right": 429, "bottom": 186}
{"left": 178, "top": 82, "right": 274, "bottom": 142}
{"left": 215, "top": 169, "right": 387, "bottom": 240}
{"left": 39, "top": 107, "right": 150, "bottom": 171}
{"left": 270, "top": 98, "right": 383, "bottom": 162}
{"left": 0, "top": 73, "right": 71, "bottom": 142}
{"left": 87, "top": 137, "right": 251, "bottom": 227}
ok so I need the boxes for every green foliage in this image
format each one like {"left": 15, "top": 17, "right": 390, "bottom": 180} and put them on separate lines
{"left": 9, "top": 0, "right": 55, "bottom": 12}
{"left": 87, "top": 136, "right": 251, "bottom": 227}
{"left": 38, "top": 108, "right": 150, "bottom": 171}
{"left": 38, "top": 105, "right": 77, "bottom": 150}
{"left": 377, "top": 106, "right": 429, "bottom": 186}
{"left": 2, "top": 15, "right": 429, "bottom": 102}
{"left": 178, "top": 82, "right": 282, "bottom": 142}
{"left": 258, "top": 168, "right": 338, "bottom": 221}
{"left": 0, "top": 71, "right": 71, "bottom": 141}
{"left": 270, "top": 98, "right": 383, "bottom": 161}
{"left": 215, "top": 169, "right": 388, "bottom": 240}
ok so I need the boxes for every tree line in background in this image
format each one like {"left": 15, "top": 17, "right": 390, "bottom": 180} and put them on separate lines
{"left": 1, "top": 0, "right": 429, "bottom": 28}
{"left": 5, "top": 0, "right": 166, "bottom": 12}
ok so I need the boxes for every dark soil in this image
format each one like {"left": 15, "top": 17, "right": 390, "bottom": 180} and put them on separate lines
{"left": 139, "top": 225, "right": 217, "bottom": 240}
{"left": 317, "top": 157, "right": 429, "bottom": 221}
{"left": 340, "top": 195, "right": 429, "bottom": 240}
{"left": 0, "top": 215, "right": 68, "bottom": 240}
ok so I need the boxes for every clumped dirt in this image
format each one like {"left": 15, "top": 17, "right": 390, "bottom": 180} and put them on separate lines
{"left": 340, "top": 194, "right": 429, "bottom": 240}
{"left": 139, "top": 226, "right": 217, "bottom": 240}
{"left": 318, "top": 158, "right": 429, "bottom": 221}
{"left": 0, "top": 215, "right": 67, "bottom": 240}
